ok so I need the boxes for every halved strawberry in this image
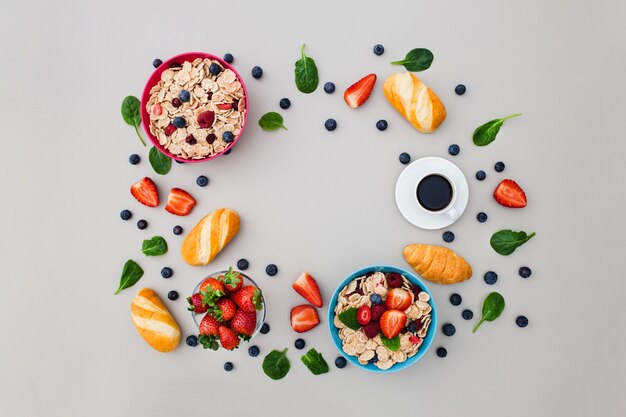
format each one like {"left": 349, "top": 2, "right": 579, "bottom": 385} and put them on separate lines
{"left": 344, "top": 73, "right": 376, "bottom": 109}
{"left": 230, "top": 309, "right": 257, "bottom": 338}
{"left": 493, "top": 179, "right": 527, "bottom": 208}
{"left": 217, "top": 103, "right": 232, "bottom": 110}
{"left": 292, "top": 272, "right": 323, "bottom": 308}
{"left": 130, "top": 177, "right": 159, "bottom": 207}
{"left": 385, "top": 288, "right": 412, "bottom": 311}
{"left": 165, "top": 188, "right": 196, "bottom": 216}
{"left": 290, "top": 304, "right": 320, "bottom": 333}
{"left": 380, "top": 310, "right": 407, "bottom": 339}
{"left": 357, "top": 305, "right": 371, "bottom": 325}
{"left": 218, "top": 325, "right": 240, "bottom": 350}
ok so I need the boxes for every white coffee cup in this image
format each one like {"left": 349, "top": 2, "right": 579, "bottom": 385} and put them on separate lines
{"left": 414, "top": 172, "right": 460, "bottom": 220}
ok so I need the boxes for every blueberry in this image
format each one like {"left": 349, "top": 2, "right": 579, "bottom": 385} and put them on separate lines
{"left": 167, "top": 290, "right": 179, "bottom": 301}
{"left": 178, "top": 89, "right": 191, "bottom": 102}
{"left": 248, "top": 345, "right": 260, "bottom": 357}
{"left": 484, "top": 271, "right": 498, "bottom": 285}
{"left": 129, "top": 154, "right": 141, "bottom": 165}
{"left": 120, "top": 209, "right": 132, "bottom": 221}
{"left": 448, "top": 144, "right": 460, "bottom": 156}
{"left": 152, "top": 58, "right": 163, "bottom": 68}
{"left": 251, "top": 66, "right": 263, "bottom": 79}
{"left": 223, "top": 361, "right": 234, "bottom": 371}
{"left": 399, "top": 152, "right": 411, "bottom": 164}
{"left": 436, "top": 347, "right": 448, "bottom": 358}
{"left": 324, "top": 82, "right": 336, "bottom": 94}
{"left": 294, "top": 338, "right": 305, "bottom": 350}
{"left": 237, "top": 258, "right": 249, "bottom": 270}
{"left": 279, "top": 98, "right": 291, "bottom": 109}
{"left": 161, "top": 267, "right": 173, "bottom": 279}
{"left": 376, "top": 119, "right": 388, "bottom": 131}
{"left": 223, "top": 53, "right": 234, "bottom": 64}
{"left": 172, "top": 116, "right": 186, "bottom": 128}
{"left": 475, "top": 170, "right": 486, "bottom": 181}
{"left": 209, "top": 63, "right": 222, "bottom": 75}
{"left": 368, "top": 355, "right": 378, "bottom": 364}
{"left": 260, "top": 323, "right": 270, "bottom": 334}
{"left": 221, "top": 131, "right": 234, "bottom": 143}
{"left": 516, "top": 316, "right": 529, "bottom": 328}
{"left": 442, "top": 323, "right": 456, "bottom": 337}
{"left": 175, "top": 159, "right": 185, "bottom": 164}
{"left": 462, "top": 309, "right": 474, "bottom": 320}
{"left": 224, "top": 149, "right": 231, "bottom": 155}
{"left": 477, "top": 212, "right": 488, "bottom": 223}
{"left": 442, "top": 231, "right": 455, "bottom": 243}
{"left": 137, "top": 219, "right": 148, "bottom": 230}
{"left": 195, "top": 175, "right": 209, "bottom": 187}
{"left": 334, "top": 356, "right": 347, "bottom": 368}
{"left": 324, "top": 118, "right": 337, "bottom": 131}
{"left": 173, "top": 225, "right": 183, "bottom": 235}
{"left": 494, "top": 161, "right": 505, "bottom": 172}
{"left": 373, "top": 44, "right": 385, "bottom": 56}
{"left": 449, "top": 293, "right": 462, "bottom": 306}
{"left": 169, "top": 62, "right": 182, "bottom": 69}
{"left": 266, "top": 264, "right": 278, "bottom": 276}
{"left": 455, "top": 84, "right": 466, "bottom": 95}
{"left": 519, "top": 266, "right": 532, "bottom": 278}
{"left": 369, "top": 294, "right": 382, "bottom": 305}
{"left": 407, "top": 321, "right": 417, "bottom": 333}
{"left": 186, "top": 335, "right": 198, "bottom": 347}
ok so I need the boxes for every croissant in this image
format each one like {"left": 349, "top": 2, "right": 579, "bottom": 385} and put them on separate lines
{"left": 383, "top": 73, "right": 446, "bottom": 133}
{"left": 131, "top": 288, "right": 180, "bottom": 352}
{"left": 403, "top": 244, "right": 472, "bottom": 284}
{"left": 181, "top": 208, "right": 240, "bottom": 266}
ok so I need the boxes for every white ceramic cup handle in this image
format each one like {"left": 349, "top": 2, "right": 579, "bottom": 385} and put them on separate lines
{"left": 446, "top": 206, "right": 460, "bottom": 220}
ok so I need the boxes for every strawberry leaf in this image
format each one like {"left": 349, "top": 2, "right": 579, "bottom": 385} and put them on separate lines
{"left": 201, "top": 288, "right": 225, "bottom": 307}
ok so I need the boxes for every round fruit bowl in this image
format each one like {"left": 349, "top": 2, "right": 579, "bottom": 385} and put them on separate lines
{"left": 190, "top": 270, "right": 266, "bottom": 347}
{"left": 140, "top": 52, "right": 249, "bottom": 163}
{"left": 327, "top": 265, "right": 437, "bottom": 373}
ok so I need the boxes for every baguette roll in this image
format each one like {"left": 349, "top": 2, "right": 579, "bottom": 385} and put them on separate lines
{"left": 131, "top": 288, "right": 180, "bottom": 352}
{"left": 181, "top": 208, "right": 240, "bottom": 266}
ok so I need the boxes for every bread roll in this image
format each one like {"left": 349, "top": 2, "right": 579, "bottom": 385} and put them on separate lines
{"left": 181, "top": 208, "right": 240, "bottom": 266}
{"left": 131, "top": 288, "right": 180, "bottom": 352}
{"left": 403, "top": 244, "right": 472, "bottom": 284}
{"left": 383, "top": 73, "right": 446, "bottom": 133}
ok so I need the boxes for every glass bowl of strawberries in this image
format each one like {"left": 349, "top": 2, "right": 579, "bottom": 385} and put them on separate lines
{"left": 187, "top": 267, "right": 266, "bottom": 350}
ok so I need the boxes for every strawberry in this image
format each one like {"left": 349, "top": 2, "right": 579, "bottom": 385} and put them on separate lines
{"left": 130, "top": 177, "right": 159, "bottom": 207}
{"left": 187, "top": 293, "right": 208, "bottom": 314}
{"left": 165, "top": 188, "right": 196, "bottom": 216}
{"left": 290, "top": 304, "right": 320, "bottom": 333}
{"left": 385, "top": 288, "right": 412, "bottom": 311}
{"left": 231, "top": 286, "right": 263, "bottom": 313}
{"left": 220, "top": 267, "right": 243, "bottom": 293}
{"left": 493, "top": 179, "right": 527, "bottom": 208}
{"left": 344, "top": 73, "right": 376, "bottom": 109}
{"left": 409, "top": 335, "right": 421, "bottom": 345}
{"left": 380, "top": 309, "right": 407, "bottom": 339}
{"left": 362, "top": 321, "right": 381, "bottom": 338}
{"left": 217, "top": 103, "right": 232, "bottom": 110}
{"left": 230, "top": 309, "right": 257, "bottom": 338}
{"left": 164, "top": 123, "right": 177, "bottom": 136}
{"left": 371, "top": 304, "right": 387, "bottom": 321}
{"left": 218, "top": 325, "right": 240, "bottom": 350}
{"left": 209, "top": 298, "right": 237, "bottom": 321}
{"left": 292, "top": 272, "right": 323, "bottom": 308}
{"left": 199, "top": 314, "right": 219, "bottom": 336}
{"left": 357, "top": 305, "right": 371, "bottom": 325}
{"left": 199, "top": 278, "right": 225, "bottom": 307}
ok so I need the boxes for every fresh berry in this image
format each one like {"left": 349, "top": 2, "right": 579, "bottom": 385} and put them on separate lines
{"left": 376, "top": 119, "right": 388, "bottom": 131}
{"left": 120, "top": 209, "right": 132, "bottom": 221}
{"left": 368, "top": 355, "right": 379, "bottom": 364}
{"left": 187, "top": 293, "right": 208, "bottom": 314}
{"left": 484, "top": 271, "right": 498, "bottom": 285}
{"left": 223, "top": 362, "right": 233, "bottom": 371}
{"left": 161, "top": 267, "right": 173, "bottom": 279}
{"left": 292, "top": 272, "right": 323, "bottom": 307}
{"left": 462, "top": 309, "right": 473, "bottom": 320}
{"left": 494, "top": 161, "right": 505, "bottom": 172}
{"left": 324, "top": 82, "right": 335, "bottom": 94}
{"left": 218, "top": 326, "right": 240, "bottom": 350}
{"left": 449, "top": 293, "right": 462, "bottom": 306}
{"left": 129, "top": 154, "right": 140, "bottom": 165}
{"left": 399, "top": 152, "right": 411, "bottom": 164}
{"left": 137, "top": 219, "right": 148, "bottom": 230}
{"left": 516, "top": 315, "right": 529, "bottom": 328}
{"left": 173, "top": 225, "right": 183, "bottom": 235}
{"left": 164, "top": 123, "right": 177, "bottom": 136}
{"left": 165, "top": 188, "right": 196, "bottom": 216}
{"left": 248, "top": 345, "right": 260, "bottom": 357}
{"left": 335, "top": 356, "right": 347, "bottom": 368}
{"left": 369, "top": 294, "right": 382, "bottom": 305}
{"left": 196, "top": 175, "right": 209, "bottom": 187}
{"left": 442, "top": 323, "right": 456, "bottom": 336}
{"left": 409, "top": 284, "right": 422, "bottom": 298}
{"left": 231, "top": 309, "right": 257, "bottom": 337}
{"left": 409, "top": 335, "right": 421, "bottom": 344}
{"left": 324, "top": 118, "right": 337, "bottom": 131}
{"left": 172, "top": 116, "right": 186, "bottom": 128}
{"left": 199, "top": 314, "right": 220, "bottom": 336}
{"left": 279, "top": 98, "right": 291, "bottom": 109}
{"left": 209, "top": 63, "right": 222, "bottom": 75}
{"left": 130, "top": 177, "right": 159, "bottom": 207}
{"left": 232, "top": 286, "right": 263, "bottom": 313}
{"left": 185, "top": 134, "right": 197, "bottom": 145}
{"left": 373, "top": 44, "right": 385, "bottom": 55}
{"left": 167, "top": 290, "right": 178, "bottom": 301}
{"left": 260, "top": 323, "right": 270, "bottom": 334}
{"left": 266, "top": 264, "right": 278, "bottom": 276}
{"left": 443, "top": 231, "right": 455, "bottom": 242}
{"left": 380, "top": 310, "right": 407, "bottom": 339}
{"left": 362, "top": 321, "right": 381, "bottom": 338}
{"left": 152, "top": 58, "right": 163, "bottom": 68}
{"left": 224, "top": 149, "right": 232, "bottom": 155}
{"left": 211, "top": 298, "right": 237, "bottom": 321}
{"left": 476, "top": 170, "right": 486, "bottom": 181}
{"left": 197, "top": 111, "right": 215, "bottom": 128}
{"left": 220, "top": 267, "right": 243, "bottom": 293}
{"left": 186, "top": 335, "right": 198, "bottom": 347}
{"left": 386, "top": 273, "right": 403, "bottom": 288}
{"left": 251, "top": 66, "right": 263, "bottom": 79}
{"left": 152, "top": 104, "right": 162, "bottom": 116}
{"left": 493, "top": 179, "right": 527, "bottom": 208}
{"left": 223, "top": 131, "right": 234, "bottom": 143}
{"left": 455, "top": 84, "right": 466, "bottom": 95}
{"left": 294, "top": 338, "right": 306, "bottom": 350}
{"left": 217, "top": 103, "right": 233, "bottom": 110}
{"left": 169, "top": 62, "right": 182, "bottom": 69}
{"left": 385, "top": 289, "right": 412, "bottom": 311}
{"left": 448, "top": 144, "right": 460, "bottom": 156}
{"left": 519, "top": 266, "right": 532, "bottom": 278}
{"left": 357, "top": 305, "right": 371, "bottom": 325}
{"left": 477, "top": 212, "right": 488, "bottom": 223}
{"left": 436, "top": 347, "right": 447, "bottom": 357}
{"left": 344, "top": 73, "right": 376, "bottom": 108}
{"left": 171, "top": 98, "right": 182, "bottom": 108}
{"left": 223, "top": 53, "right": 234, "bottom": 63}
{"left": 199, "top": 277, "right": 226, "bottom": 296}
{"left": 178, "top": 89, "right": 190, "bottom": 102}
{"left": 407, "top": 321, "right": 417, "bottom": 333}
{"left": 370, "top": 304, "right": 387, "bottom": 321}
{"left": 237, "top": 258, "right": 249, "bottom": 270}
{"left": 290, "top": 304, "right": 320, "bottom": 333}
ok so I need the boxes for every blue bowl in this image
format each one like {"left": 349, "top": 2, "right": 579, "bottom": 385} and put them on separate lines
{"left": 327, "top": 265, "right": 438, "bottom": 373}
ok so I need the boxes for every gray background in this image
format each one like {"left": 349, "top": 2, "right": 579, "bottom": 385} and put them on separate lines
{"left": 1, "top": 0, "right": 624, "bottom": 416}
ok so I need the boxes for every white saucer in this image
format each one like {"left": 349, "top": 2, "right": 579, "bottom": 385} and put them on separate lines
{"left": 395, "top": 157, "right": 469, "bottom": 230}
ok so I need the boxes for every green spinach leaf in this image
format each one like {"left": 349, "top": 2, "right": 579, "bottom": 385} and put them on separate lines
{"left": 148, "top": 146, "right": 171, "bottom": 175}
{"left": 258, "top": 112, "right": 287, "bottom": 131}
{"left": 390, "top": 48, "right": 434, "bottom": 72}
{"left": 472, "top": 113, "right": 521, "bottom": 146}
{"left": 114, "top": 259, "right": 144, "bottom": 294}
{"left": 380, "top": 334, "right": 401, "bottom": 351}
{"left": 121, "top": 95, "right": 146, "bottom": 146}
{"left": 337, "top": 307, "right": 361, "bottom": 330}
{"left": 473, "top": 292, "right": 505, "bottom": 333}
{"left": 141, "top": 236, "right": 168, "bottom": 256}
{"left": 300, "top": 348, "right": 329, "bottom": 375}
{"left": 294, "top": 44, "right": 319, "bottom": 93}
{"left": 490, "top": 229, "right": 536, "bottom": 255}
{"left": 262, "top": 348, "right": 290, "bottom": 380}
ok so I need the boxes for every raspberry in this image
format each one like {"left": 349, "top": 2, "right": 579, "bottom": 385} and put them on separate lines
{"left": 386, "top": 273, "right": 403, "bottom": 288}
{"left": 197, "top": 111, "right": 215, "bottom": 129}
{"left": 362, "top": 321, "right": 380, "bottom": 339}
{"left": 409, "top": 336, "right": 421, "bottom": 344}
{"left": 164, "top": 123, "right": 177, "bottom": 136}
{"left": 371, "top": 304, "right": 386, "bottom": 321}
{"left": 410, "top": 284, "right": 422, "bottom": 298}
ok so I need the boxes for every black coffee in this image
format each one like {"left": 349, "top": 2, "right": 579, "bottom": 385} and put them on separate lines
{"left": 416, "top": 174, "right": 453, "bottom": 211}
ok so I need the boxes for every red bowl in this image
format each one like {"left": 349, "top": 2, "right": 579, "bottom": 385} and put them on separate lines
{"left": 140, "top": 52, "right": 249, "bottom": 163}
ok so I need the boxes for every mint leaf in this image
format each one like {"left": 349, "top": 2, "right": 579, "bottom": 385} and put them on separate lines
{"left": 337, "top": 307, "right": 361, "bottom": 330}
{"left": 141, "top": 236, "right": 168, "bottom": 256}
{"left": 114, "top": 259, "right": 143, "bottom": 294}
{"left": 380, "top": 334, "right": 401, "bottom": 351}
{"left": 301, "top": 348, "right": 329, "bottom": 375}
